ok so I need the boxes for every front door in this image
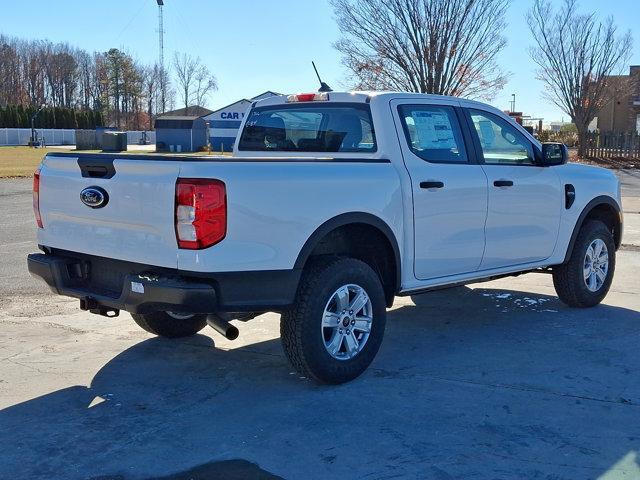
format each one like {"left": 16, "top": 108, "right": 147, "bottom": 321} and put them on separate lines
{"left": 465, "top": 108, "right": 562, "bottom": 270}
{"left": 391, "top": 99, "right": 488, "bottom": 280}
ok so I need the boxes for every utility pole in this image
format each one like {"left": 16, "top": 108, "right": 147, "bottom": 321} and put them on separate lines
{"left": 156, "top": 0, "right": 166, "bottom": 113}
{"left": 30, "top": 104, "right": 46, "bottom": 147}
{"left": 510, "top": 93, "right": 516, "bottom": 113}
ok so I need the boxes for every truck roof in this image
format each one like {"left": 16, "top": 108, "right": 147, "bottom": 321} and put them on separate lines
{"left": 252, "top": 91, "right": 506, "bottom": 115}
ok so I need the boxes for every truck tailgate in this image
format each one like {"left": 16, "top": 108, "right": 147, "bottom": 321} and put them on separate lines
{"left": 37, "top": 154, "right": 181, "bottom": 269}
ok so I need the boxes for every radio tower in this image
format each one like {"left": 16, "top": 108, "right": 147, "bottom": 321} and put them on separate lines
{"left": 156, "top": 0, "right": 166, "bottom": 113}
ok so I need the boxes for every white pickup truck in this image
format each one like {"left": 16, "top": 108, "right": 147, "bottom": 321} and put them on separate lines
{"left": 28, "top": 91, "right": 623, "bottom": 384}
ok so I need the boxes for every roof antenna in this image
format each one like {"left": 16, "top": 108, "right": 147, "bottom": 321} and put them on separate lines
{"left": 312, "top": 61, "right": 333, "bottom": 93}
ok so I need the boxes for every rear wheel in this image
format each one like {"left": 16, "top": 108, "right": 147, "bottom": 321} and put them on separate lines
{"left": 132, "top": 311, "right": 207, "bottom": 338}
{"left": 553, "top": 220, "right": 615, "bottom": 308}
{"left": 281, "top": 257, "right": 387, "bottom": 384}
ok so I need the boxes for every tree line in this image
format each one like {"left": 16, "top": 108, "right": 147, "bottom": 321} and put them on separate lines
{"left": 0, "top": 105, "right": 104, "bottom": 129}
{"left": 0, "top": 34, "right": 217, "bottom": 131}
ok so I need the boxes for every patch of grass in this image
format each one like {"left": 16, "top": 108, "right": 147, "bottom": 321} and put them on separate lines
{"left": 0, "top": 146, "right": 232, "bottom": 178}
{"left": 0, "top": 147, "right": 71, "bottom": 178}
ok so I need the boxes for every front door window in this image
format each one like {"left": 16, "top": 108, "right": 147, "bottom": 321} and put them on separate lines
{"left": 469, "top": 110, "right": 535, "bottom": 165}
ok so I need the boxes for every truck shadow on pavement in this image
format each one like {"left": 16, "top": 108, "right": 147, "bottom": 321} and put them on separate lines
{"left": 1, "top": 287, "right": 640, "bottom": 479}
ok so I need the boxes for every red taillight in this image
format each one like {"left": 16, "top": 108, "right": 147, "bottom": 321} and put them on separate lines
{"left": 33, "top": 168, "right": 43, "bottom": 228}
{"left": 286, "top": 92, "right": 329, "bottom": 102}
{"left": 175, "top": 178, "right": 226, "bottom": 249}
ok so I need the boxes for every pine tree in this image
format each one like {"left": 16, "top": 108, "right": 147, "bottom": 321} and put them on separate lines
{"left": 16, "top": 105, "right": 25, "bottom": 128}
{"left": 8, "top": 106, "right": 17, "bottom": 128}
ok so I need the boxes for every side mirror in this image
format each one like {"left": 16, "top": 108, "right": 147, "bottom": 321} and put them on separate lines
{"left": 540, "top": 142, "right": 568, "bottom": 166}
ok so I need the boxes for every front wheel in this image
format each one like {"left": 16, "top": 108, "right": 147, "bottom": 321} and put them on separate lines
{"left": 553, "top": 220, "right": 616, "bottom": 308}
{"left": 281, "top": 257, "right": 387, "bottom": 384}
{"left": 132, "top": 311, "right": 207, "bottom": 338}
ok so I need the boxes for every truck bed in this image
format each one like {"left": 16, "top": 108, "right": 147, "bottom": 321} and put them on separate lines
{"left": 35, "top": 151, "right": 401, "bottom": 273}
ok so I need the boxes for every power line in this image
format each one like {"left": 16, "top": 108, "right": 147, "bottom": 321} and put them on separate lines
{"left": 114, "top": 1, "right": 149, "bottom": 43}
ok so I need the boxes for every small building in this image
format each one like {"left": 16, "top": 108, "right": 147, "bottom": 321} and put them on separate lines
{"left": 154, "top": 114, "right": 208, "bottom": 153}
{"left": 203, "top": 91, "right": 280, "bottom": 152}
{"left": 549, "top": 121, "right": 574, "bottom": 133}
{"left": 594, "top": 66, "right": 640, "bottom": 134}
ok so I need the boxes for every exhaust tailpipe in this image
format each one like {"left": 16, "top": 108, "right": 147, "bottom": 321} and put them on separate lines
{"left": 206, "top": 314, "right": 239, "bottom": 340}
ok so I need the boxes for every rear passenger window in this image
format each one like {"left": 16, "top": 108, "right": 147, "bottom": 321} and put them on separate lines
{"left": 398, "top": 105, "right": 467, "bottom": 163}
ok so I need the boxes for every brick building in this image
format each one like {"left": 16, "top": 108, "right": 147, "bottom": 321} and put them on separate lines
{"left": 595, "top": 66, "right": 640, "bottom": 133}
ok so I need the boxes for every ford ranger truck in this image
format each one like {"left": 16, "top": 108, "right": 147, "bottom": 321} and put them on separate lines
{"left": 27, "top": 91, "right": 623, "bottom": 384}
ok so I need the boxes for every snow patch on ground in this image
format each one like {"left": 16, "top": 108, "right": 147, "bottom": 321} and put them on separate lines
{"left": 480, "top": 291, "right": 558, "bottom": 313}
{"left": 483, "top": 293, "right": 512, "bottom": 299}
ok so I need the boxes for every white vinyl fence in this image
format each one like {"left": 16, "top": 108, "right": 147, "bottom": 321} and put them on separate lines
{"left": 0, "top": 128, "right": 156, "bottom": 146}
{"left": 0, "top": 128, "right": 75, "bottom": 146}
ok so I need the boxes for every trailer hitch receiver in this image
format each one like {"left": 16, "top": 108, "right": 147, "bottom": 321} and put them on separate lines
{"left": 80, "top": 297, "right": 120, "bottom": 318}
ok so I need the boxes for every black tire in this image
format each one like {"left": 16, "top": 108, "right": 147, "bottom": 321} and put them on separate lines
{"left": 553, "top": 220, "right": 616, "bottom": 308}
{"left": 131, "top": 311, "right": 207, "bottom": 338}
{"left": 281, "top": 257, "right": 387, "bottom": 384}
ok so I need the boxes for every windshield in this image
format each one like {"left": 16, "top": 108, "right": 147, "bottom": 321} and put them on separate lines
{"left": 237, "top": 103, "right": 376, "bottom": 153}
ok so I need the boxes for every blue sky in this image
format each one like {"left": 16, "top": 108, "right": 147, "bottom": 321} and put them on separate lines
{"left": 2, "top": 0, "right": 639, "bottom": 121}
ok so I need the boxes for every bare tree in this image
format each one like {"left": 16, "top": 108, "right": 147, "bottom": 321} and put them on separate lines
{"left": 42, "top": 43, "right": 78, "bottom": 108}
{"left": 528, "top": 0, "right": 633, "bottom": 156}
{"left": 75, "top": 49, "right": 95, "bottom": 110}
{"left": 0, "top": 36, "right": 24, "bottom": 106}
{"left": 173, "top": 52, "right": 217, "bottom": 112}
{"left": 173, "top": 52, "right": 197, "bottom": 112}
{"left": 143, "top": 64, "right": 161, "bottom": 130}
{"left": 332, "top": 0, "right": 510, "bottom": 99}
{"left": 21, "top": 40, "right": 46, "bottom": 107}
{"left": 194, "top": 64, "right": 217, "bottom": 108}
{"left": 93, "top": 52, "right": 110, "bottom": 111}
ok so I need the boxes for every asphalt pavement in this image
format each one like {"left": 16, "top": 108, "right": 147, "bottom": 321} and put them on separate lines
{"left": 1, "top": 171, "right": 640, "bottom": 479}
{"left": 0, "top": 178, "right": 50, "bottom": 307}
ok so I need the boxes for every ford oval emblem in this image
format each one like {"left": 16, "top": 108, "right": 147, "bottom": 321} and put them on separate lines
{"left": 80, "top": 186, "right": 109, "bottom": 209}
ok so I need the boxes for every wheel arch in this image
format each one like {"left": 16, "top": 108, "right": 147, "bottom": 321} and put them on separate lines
{"left": 294, "top": 212, "right": 402, "bottom": 306}
{"left": 563, "top": 195, "right": 622, "bottom": 263}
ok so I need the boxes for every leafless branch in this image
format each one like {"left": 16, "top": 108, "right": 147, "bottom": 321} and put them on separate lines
{"left": 331, "top": 0, "right": 511, "bottom": 100}
{"left": 173, "top": 52, "right": 217, "bottom": 112}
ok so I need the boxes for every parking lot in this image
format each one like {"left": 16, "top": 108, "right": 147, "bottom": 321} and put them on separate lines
{"left": 2, "top": 173, "right": 640, "bottom": 479}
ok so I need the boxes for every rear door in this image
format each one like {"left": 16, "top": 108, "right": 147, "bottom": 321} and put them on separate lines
{"left": 464, "top": 108, "right": 562, "bottom": 270}
{"left": 391, "top": 99, "right": 488, "bottom": 280}
{"left": 37, "top": 154, "right": 181, "bottom": 268}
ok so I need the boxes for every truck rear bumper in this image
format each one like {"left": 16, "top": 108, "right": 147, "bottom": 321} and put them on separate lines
{"left": 27, "top": 249, "right": 301, "bottom": 315}
{"left": 28, "top": 252, "right": 218, "bottom": 315}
